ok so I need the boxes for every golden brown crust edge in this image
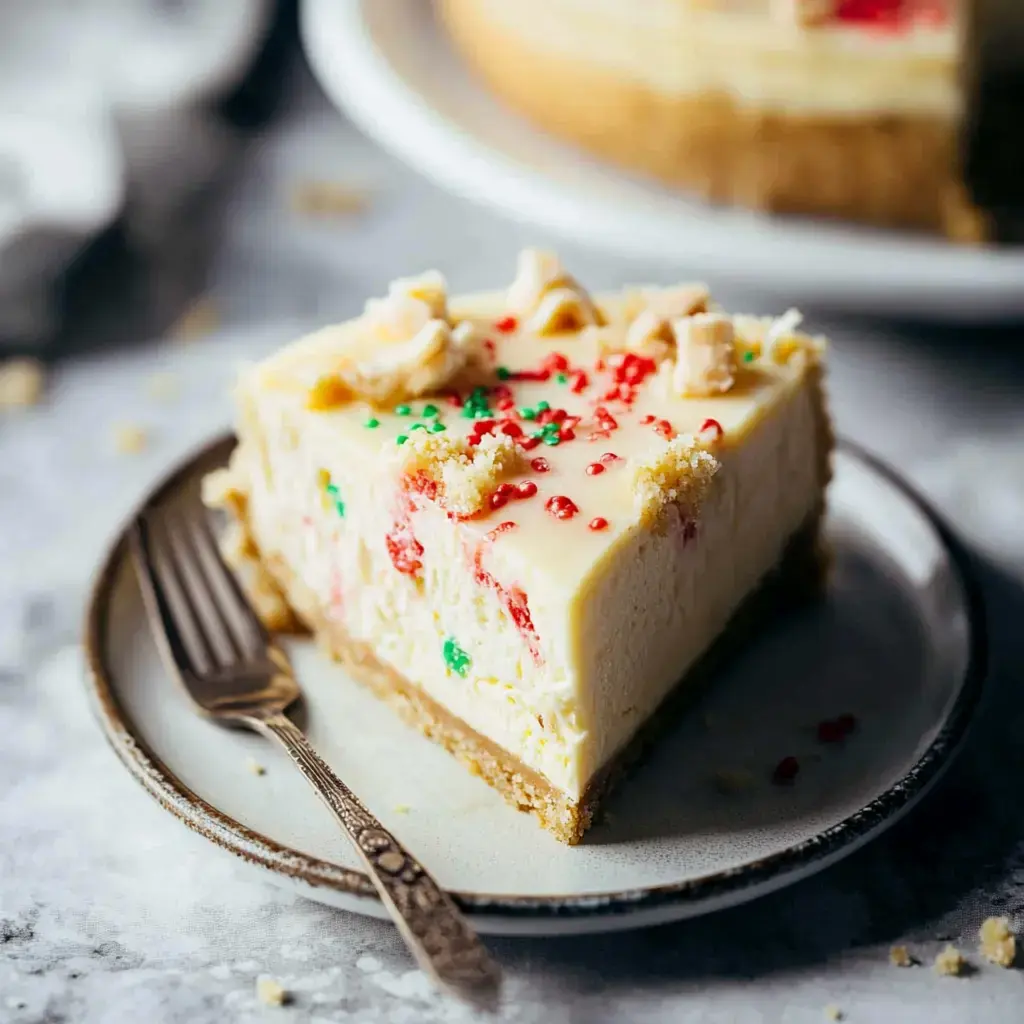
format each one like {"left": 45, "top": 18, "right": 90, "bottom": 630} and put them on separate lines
{"left": 439, "top": 0, "right": 988, "bottom": 243}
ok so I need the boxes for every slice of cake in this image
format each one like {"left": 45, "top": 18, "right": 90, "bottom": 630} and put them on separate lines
{"left": 205, "top": 251, "right": 832, "bottom": 844}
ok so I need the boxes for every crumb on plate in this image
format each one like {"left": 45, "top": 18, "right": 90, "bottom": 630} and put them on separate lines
{"left": 256, "top": 977, "right": 288, "bottom": 1006}
{"left": 393, "top": 804, "right": 410, "bottom": 814}
{"left": 979, "top": 916, "right": 1016, "bottom": 967}
{"left": 246, "top": 758, "right": 266, "bottom": 777}
{"left": 712, "top": 768, "right": 755, "bottom": 795}
{"left": 824, "top": 1005, "right": 843, "bottom": 1021}
{"left": 0, "top": 359, "right": 45, "bottom": 408}
{"left": 934, "top": 944, "right": 968, "bottom": 977}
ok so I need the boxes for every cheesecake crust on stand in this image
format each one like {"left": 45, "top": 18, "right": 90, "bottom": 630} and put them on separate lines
{"left": 440, "top": 0, "right": 985, "bottom": 241}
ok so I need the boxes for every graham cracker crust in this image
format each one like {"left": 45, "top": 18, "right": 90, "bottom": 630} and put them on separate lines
{"left": 440, "top": 0, "right": 986, "bottom": 242}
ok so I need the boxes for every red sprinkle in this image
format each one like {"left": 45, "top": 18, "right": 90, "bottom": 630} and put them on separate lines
{"left": 495, "top": 482, "right": 516, "bottom": 498}
{"left": 588, "top": 517, "right": 609, "bottom": 532}
{"left": 496, "top": 398, "right": 515, "bottom": 412}
{"left": 700, "top": 418, "right": 724, "bottom": 439}
{"left": 559, "top": 428, "right": 576, "bottom": 442}
{"left": 654, "top": 419, "right": 675, "bottom": 439}
{"left": 545, "top": 495, "right": 579, "bottom": 520}
{"left": 483, "top": 339, "right": 496, "bottom": 356}
{"left": 530, "top": 457, "right": 551, "bottom": 473}
{"left": 600, "top": 452, "right": 620, "bottom": 464}
{"left": 489, "top": 491, "right": 509, "bottom": 510}
{"left": 500, "top": 421, "right": 523, "bottom": 438}
{"left": 818, "top": 714, "right": 858, "bottom": 743}
{"left": 585, "top": 462, "right": 605, "bottom": 476}
{"left": 640, "top": 414, "right": 655, "bottom": 425}
{"left": 519, "top": 437, "right": 541, "bottom": 451}
{"left": 772, "top": 756, "right": 800, "bottom": 785}
{"left": 570, "top": 371, "right": 589, "bottom": 394}
{"left": 544, "top": 352, "right": 570, "bottom": 373}
{"left": 516, "top": 480, "right": 538, "bottom": 498}
{"left": 495, "top": 315, "right": 518, "bottom": 333}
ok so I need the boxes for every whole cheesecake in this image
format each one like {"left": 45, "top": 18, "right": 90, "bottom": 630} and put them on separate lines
{"left": 205, "top": 251, "right": 833, "bottom": 843}
{"left": 440, "top": 0, "right": 984, "bottom": 240}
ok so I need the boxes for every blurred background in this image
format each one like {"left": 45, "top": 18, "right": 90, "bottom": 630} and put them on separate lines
{"left": 2, "top": 3, "right": 1024, "bottom": 1021}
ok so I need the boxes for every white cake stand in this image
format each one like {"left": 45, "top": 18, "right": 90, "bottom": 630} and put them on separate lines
{"left": 301, "top": 0, "right": 1024, "bottom": 322}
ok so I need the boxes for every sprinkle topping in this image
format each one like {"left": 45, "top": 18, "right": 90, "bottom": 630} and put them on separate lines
{"left": 443, "top": 636, "right": 471, "bottom": 677}
{"left": 545, "top": 495, "right": 579, "bottom": 520}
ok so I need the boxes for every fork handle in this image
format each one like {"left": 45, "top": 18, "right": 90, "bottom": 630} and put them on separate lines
{"left": 251, "top": 711, "right": 501, "bottom": 1010}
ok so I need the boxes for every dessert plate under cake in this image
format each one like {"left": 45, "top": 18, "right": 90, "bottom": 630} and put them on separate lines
{"left": 84, "top": 437, "right": 984, "bottom": 935}
{"left": 299, "top": 0, "right": 1024, "bottom": 321}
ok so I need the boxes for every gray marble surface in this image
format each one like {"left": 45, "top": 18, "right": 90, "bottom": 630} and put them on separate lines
{"left": 4, "top": 66, "right": 1024, "bottom": 1024}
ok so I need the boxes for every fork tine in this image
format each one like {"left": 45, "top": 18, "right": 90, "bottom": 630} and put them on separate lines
{"left": 184, "top": 508, "right": 268, "bottom": 659}
{"left": 131, "top": 515, "right": 210, "bottom": 678}
{"left": 161, "top": 517, "right": 239, "bottom": 670}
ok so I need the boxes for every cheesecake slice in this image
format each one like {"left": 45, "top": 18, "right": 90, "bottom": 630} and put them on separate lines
{"left": 205, "top": 251, "right": 832, "bottom": 844}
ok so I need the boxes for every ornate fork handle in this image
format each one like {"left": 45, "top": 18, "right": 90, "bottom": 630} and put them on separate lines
{"left": 252, "top": 712, "right": 501, "bottom": 1010}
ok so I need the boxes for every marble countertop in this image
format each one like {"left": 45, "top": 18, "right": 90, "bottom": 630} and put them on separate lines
{"left": 3, "top": 66, "right": 1024, "bottom": 1024}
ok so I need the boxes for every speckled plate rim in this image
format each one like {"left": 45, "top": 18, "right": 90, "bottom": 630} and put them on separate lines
{"left": 83, "top": 431, "right": 988, "bottom": 929}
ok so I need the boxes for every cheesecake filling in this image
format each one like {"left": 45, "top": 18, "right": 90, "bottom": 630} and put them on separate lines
{"left": 236, "top": 371, "right": 820, "bottom": 801}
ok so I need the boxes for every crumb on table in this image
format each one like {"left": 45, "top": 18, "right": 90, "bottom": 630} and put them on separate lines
{"left": 979, "top": 916, "right": 1016, "bottom": 967}
{"left": 256, "top": 977, "right": 288, "bottom": 1006}
{"left": 146, "top": 372, "right": 179, "bottom": 402}
{"left": 171, "top": 297, "right": 219, "bottom": 341}
{"left": 246, "top": 758, "right": 266, "bottom": 777}
{"left": 934, "top": 944, "right": 968, "bottom": 977}
{"left": 393, "top": 804, "right": 410, "bottom": 814}
{"left": 889, "top": 945, "right": 915, "bottom": 968}
{"left": 0, "top": 359, "right": 45, "bottom": 408}
{"left": 113, "top": 424, "right": 148, "bottom": 454}
{"left": 290, "top": 180, "right": 369, "bottom": 217}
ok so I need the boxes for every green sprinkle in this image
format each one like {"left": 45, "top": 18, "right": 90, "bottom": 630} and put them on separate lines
{"left": 333, "top": 500, "right": 345, "bottom": 518}
{"left": 542, "top": 421, "right": 560, "bottom": 435}
{"left": 556, "top": 373, "right": 568, "bottom": 384}
{"left": 743, "top": 350, "right": 755, "bottom": 363}
{"left": 411, "top": 423, "right": 427, "bottom": 431}
{"left": 325, "top": 483, "right": 340, "bottom": 497}
{"left": 471, "top": 386, "right": 488, "bottom": 399}
{"left": 364, "top": 417, "right": 380, "bottom": 429}
{"left": 536, "top": 400, "right": 550, "bottom": 412}
{"left": 422, "top": 404, "right": 439, "bottom": 418}
{"left": 543, "top": 435, "right": 561, "bottom": 446}
{"left": 443, "top": 636, "right": 471, "bottom": 678}
{"left": 395, "top": 404, "right": 412, "bottom": 416}
{"left": 496, "top": 366, "right": 511, "bottom": 381}
{"left": 396, "top": 434, "right": 409, "bottom": 445}
{"left": 519, "top": 407, "right": 536, "bottom": 420}
{"left": 429, "top": 421, "right": 446, "bottom": 433}
{"left": 474, "top": 408, "right": 492, "bottom": 419}
{"left": 531, "top": 430, "right": 545, "bottom": 440}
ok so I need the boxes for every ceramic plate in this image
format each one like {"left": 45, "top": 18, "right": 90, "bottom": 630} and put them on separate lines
{"left": 300, "top": 0, "right": 1024, "bottom": 322}
{"left": 84, "top": 435, "right": 985, "bottom": 936}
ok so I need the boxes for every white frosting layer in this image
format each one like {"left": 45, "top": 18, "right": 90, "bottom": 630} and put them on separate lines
{"left": 469, "top": 0, "right": 960, "bottom": 117}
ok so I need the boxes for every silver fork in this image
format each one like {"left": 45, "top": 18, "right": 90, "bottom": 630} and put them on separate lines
{"left": 130, "top": 505, "right": 502, "bottom": 1012}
